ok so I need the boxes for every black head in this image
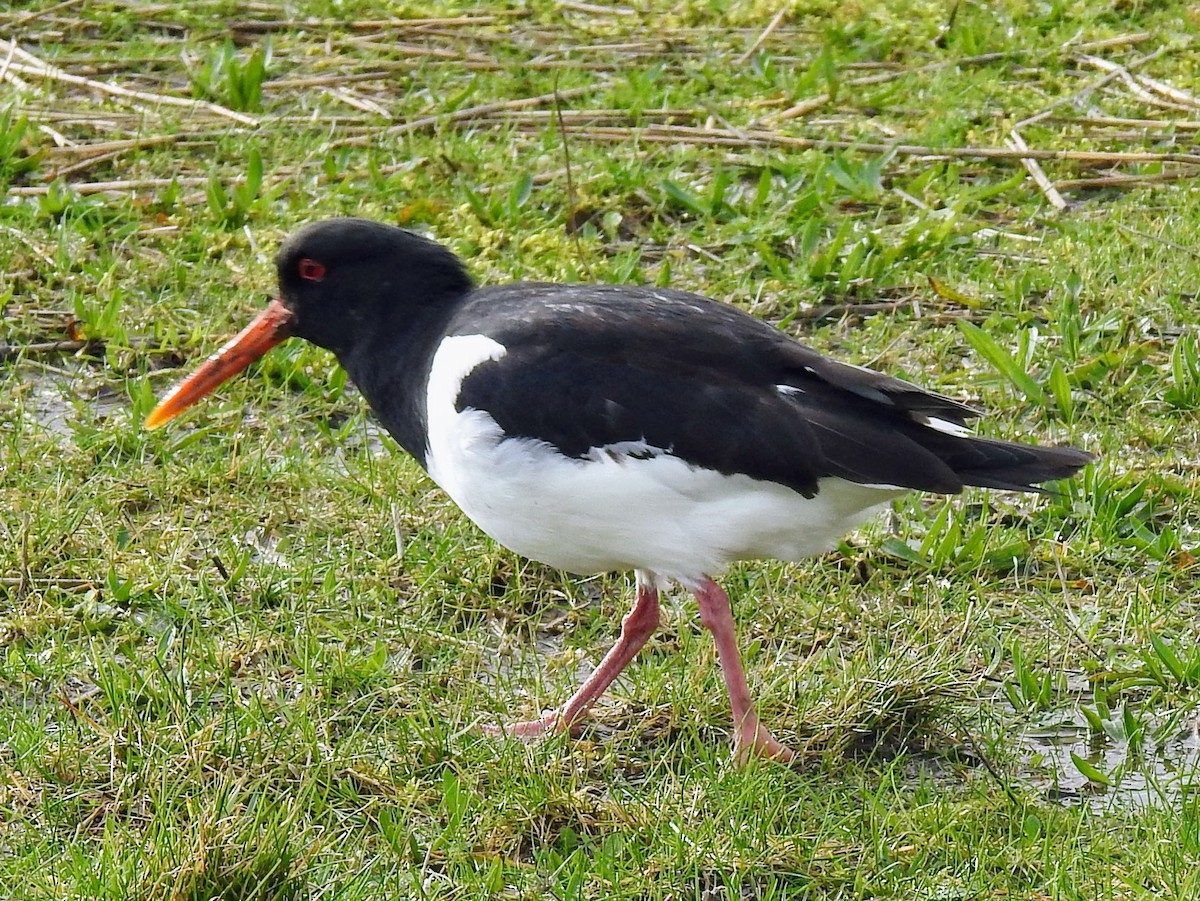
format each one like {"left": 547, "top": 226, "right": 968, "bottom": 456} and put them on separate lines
{"left": 145, "top": 218, "right": 473, "bottom": 431}
{"left": 274, "top": 218, "right": 474, "bottom": 355}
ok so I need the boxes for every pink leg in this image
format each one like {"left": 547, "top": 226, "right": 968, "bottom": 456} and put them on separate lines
{"left": 693, "top": 578, "right": 795, "bottom": 764}
{"left": 484, "top": 580, "right": 660, "bottom": 738}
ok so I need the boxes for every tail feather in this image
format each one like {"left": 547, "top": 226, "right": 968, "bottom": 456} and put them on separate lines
{"left": 924, "top": 434, "right": 1095, "bottom": 494}
{"left": 794, "top": 357, "right": 1094, "bottom": 495}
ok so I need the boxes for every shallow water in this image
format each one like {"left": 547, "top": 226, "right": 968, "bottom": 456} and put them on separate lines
{"left": 1011, "top": 704, "right": 1200, "bottom": 812}
{"left": 3, "top": 361, "right": 124, "bottom": 437}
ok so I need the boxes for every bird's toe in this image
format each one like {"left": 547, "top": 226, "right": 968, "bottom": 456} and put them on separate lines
{"left": 481, "top": 711, "right": 568, "bottom": 739}
{"left": 732, "top": 722, "right": 796, "bottom": 766}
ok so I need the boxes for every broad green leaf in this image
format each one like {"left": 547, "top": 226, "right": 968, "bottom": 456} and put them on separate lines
{"left": 1070, "top": 752, "right": 1112, "bottom": 786}
{"left": 957, "top": 319, "right": 1047, "bottom": 406}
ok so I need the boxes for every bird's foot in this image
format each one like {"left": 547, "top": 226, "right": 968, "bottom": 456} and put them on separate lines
{"left": 733, "top": 721, "right": 796, "bottom": 765}
{"left": 481, "top": 710, "right": 572, "bottom": 739}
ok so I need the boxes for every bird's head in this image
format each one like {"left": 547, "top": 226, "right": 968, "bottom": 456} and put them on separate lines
{"left": 144, "top": 218, "right": 472, "bottom": 430}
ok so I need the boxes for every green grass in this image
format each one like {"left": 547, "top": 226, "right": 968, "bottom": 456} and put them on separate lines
{"left": 2, "top": 1, "right": 1199, "bottom": 897}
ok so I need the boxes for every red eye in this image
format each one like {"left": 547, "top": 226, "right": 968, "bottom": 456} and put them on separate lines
{"left": 298, "top": 258, "right": 326, "bottom": 281}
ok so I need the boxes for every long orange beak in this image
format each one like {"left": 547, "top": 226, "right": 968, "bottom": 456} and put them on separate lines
{"left": 144, "top": 298, "right": 295, "bottom": 430}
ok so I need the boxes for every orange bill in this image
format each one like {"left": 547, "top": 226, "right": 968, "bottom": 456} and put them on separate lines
{"left": 144, "top": 299, "right": 295, "bottom": 430}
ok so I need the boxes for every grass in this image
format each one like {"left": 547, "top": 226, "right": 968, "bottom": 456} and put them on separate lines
{"left": 2, "top": 1, "right": 1199, "bottom": 897}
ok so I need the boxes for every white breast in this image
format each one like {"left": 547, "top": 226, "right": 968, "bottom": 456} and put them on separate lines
{"left": 424, "top": 334, "right": 903, "bottom": 588}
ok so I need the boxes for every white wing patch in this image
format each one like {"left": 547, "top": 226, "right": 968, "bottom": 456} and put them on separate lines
{"left": 917, "top": 415, "right": 975, "bottom": 438}
{"left": 585, "top": 440, "right": 666, "bottom": 463}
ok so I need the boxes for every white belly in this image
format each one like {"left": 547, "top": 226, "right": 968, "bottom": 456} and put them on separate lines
{"left": 424, "top": 335, "right": 903, "bottom": 586}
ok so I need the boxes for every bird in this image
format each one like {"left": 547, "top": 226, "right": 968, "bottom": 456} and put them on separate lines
{"left": 145, "top": 217, "right": 1094, "bottom": 763}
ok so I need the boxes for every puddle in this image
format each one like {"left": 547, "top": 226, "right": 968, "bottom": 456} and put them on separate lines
{"left": 3, "top": 361, "right": 396, "bottom": 459}
{"left": 2, "top": 361, "right": 126, "bottom": 438}
{"left": 1010, "top": 704, "right": 1200, "bottom": 812}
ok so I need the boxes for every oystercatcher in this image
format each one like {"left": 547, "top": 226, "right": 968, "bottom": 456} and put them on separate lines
{"left": 146, "top": 218, "right": 1094, "bottom": 762}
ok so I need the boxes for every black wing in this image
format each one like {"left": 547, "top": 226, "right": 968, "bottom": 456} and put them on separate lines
{"left": 450, "top": 284, "right": 1093, "bottom": 497}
